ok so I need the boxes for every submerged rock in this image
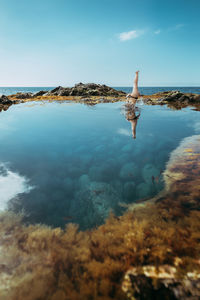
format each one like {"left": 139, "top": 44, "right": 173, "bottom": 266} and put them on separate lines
{"left": 142, "top": 163, "right": 160, "bottom": 183}
{"left": 123, "top": 181, "right": 136, "bottom": 200}
{"left": 122, "top": 264, "right": 200, "bottom": 300}
{"left": 163, "top": 135, "right": 200, "bottom": 211}
{"left": 136, "top": 182, "right": 152, "bottom": 199}
{"left": 74, "top": 181, "right": 120, "bottom": 228}
{"left": 119, "top": 162, "right": 138, "bottom": 180}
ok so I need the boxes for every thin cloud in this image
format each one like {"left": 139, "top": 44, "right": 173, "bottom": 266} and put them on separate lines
{"left": 168, "top": 23, "right": 185, "bottom": 31}
{"left": 118, "top": 30, "right": 144, "bottom": 41}
{"left": 154, "top": 29, "right": 161, "bottom": 35}
{"left": 175, "top": 23, "right": 184, "bottom": 29}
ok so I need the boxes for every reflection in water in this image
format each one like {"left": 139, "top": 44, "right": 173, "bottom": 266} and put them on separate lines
{"left": 0, "top": 163, "right": 32, "bottom": 211}
{"left": 124, "top": 101, "right": 141, "bottom": 139}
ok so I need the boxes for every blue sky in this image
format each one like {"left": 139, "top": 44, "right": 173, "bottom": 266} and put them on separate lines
{"left": 0, "top": 0, "right": 199, "bottom": 86}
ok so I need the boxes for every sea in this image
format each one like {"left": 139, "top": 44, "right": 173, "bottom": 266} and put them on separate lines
{"left": 0, "top": 86, "right": 200, "bottom": 96}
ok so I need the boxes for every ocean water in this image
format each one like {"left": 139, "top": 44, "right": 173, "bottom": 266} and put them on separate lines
{"left": 0, "top": 94, "right": 200, "bottom": 229}
{"left": 0, "top": 86, "right": 200, "bottom": 96}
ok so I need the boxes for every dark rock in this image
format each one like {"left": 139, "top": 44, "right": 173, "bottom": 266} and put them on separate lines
{"left": 47, "top": 83, "right": 126, "bottom": 97}
{"left": 178, "top": 95, "right": 190, "bottom": 102}
{"left": 0, "top": 95, "right": 13, "bottom": 105}
{"left": 15, "top": 92, "right": 33, "bottom": 99}
{"left": 34, "top": 90, "right": 47, "bottom": 97}
{"left": 50, "top": 86, "right": 63, "bottom": 94}
{"left": 192, "top": 94, "right": 200, "bottom": 101}
{"left": 47, "top": 86, "right": 65, "bottom": 96}
{"left": 59, "top": 88, "right": 71, "bottom": 96}
{"left": 122, "top": 265, "right": 200, "bottom": 300}
{"left": 164, "top": 91, "right": 183, "bottom": 101}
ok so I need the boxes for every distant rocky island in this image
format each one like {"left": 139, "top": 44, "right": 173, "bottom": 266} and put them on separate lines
{"left": 0, "top": 83, "right": 200, "bottom": 111}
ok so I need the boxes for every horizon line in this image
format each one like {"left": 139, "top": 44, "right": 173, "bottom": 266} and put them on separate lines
{"left": 0, "top": 85, "right": 199, "bottom": 88}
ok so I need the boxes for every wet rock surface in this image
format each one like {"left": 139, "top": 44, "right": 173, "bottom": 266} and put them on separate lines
{"left": 14, "top": 92, "right": 34, "bottom": 99}
{"left": 0, "top": 95, "right": 13, "bottom": 105}
{"left": 0, "top": 95, "right": 16, "bottom": 112}
{"left": 122, "top": 265, "right": 200, "bottom": 300}
{"left": 143, "top": 90, "right": 200, "bottom": 109}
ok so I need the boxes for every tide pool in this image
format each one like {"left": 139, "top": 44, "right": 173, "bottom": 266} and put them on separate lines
{"left": 0, "top": 100, "right": 199, "bottom": 229}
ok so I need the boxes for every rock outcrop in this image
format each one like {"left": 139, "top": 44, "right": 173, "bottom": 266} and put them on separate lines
{"left": 14, "top": 92, "right": 34, "bottom": 99}
{"left": 0, "top": 95, "right": 13, "bottom": 105}
{"left": 0, "top": 95, "right": 14, "bottom": 112}
{"left": 1, "top": 86, "right": 199, "bottom": 109}
{"left": 6, "top": 83, "right": 126, "bottom": 103}
{"left": 46, "top": 83, "right": 126, "bottom": 97}
{"left": 143, "top": 90, "right": 200, "bottom": 108}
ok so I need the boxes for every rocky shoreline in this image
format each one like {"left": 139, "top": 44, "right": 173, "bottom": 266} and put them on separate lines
{"left": 1, "top": 83, "right": 200, "bottom": 111}
{"left": 142, "top": 90, "right": 200, "bottom": 109}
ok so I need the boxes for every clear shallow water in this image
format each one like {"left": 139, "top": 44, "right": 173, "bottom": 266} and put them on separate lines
{"left": 0, "top": 86, "right": 199, "bottom": 96}
{"left": 0, "top": 100, "right": 200, "bottom": 229}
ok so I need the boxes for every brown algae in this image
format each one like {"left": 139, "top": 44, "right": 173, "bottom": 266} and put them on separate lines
{"left": 0, "top": 136, "right": 200, "bottom": 299}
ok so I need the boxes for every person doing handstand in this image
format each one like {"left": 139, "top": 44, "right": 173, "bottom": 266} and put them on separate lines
{"left": 126, "top": 70, "right": 140, "bottom": 100}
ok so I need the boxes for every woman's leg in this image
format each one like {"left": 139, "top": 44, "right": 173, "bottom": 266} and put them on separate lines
{"left": 131, "top": 71, "right": 140, "bottom": 98}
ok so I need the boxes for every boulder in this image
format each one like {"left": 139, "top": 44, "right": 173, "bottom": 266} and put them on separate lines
{"left": 142, "top": 163, "right": 160, "bottom": 183}
{"left": 0, "top": 95, "right": 13, "bottom": 105}
{"left": 144, "top": 91, "right": 200, "bottom": 107}
{"left": 14, "top": 92, "right": 33, "bottom": 99}
{"left": 50, "top": 86, "right": 63, "bottom": 94}
{"left": 192, "top": 94, "right": 200, "bottom": 101}
{"left": 122, "top": 265, "right": 200, "bottom": 300}
{"left": 119, "top": 162, "right": 138, "bottom": 180}
{"left": 34, "top": 90, "right": 47, "bottom": 97}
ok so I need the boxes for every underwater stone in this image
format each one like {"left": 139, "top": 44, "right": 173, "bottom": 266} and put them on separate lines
{"left": 67, "top": 166, "right": 81, "bottom": 178}
{"left": 112, "top": 136, "right": 121, "bottom": 145}
{"left": 142, "top": 163, "right": 160, "bottom": 183}
{"left": 78, "top": 174, "right": 90, "bottom": 190}
{"left": 122, "top": 265, "right": 200, "bottom": 300}
{"left": 88, "top": 165, "right": 102, "bottom": 181}
{"left": 111, "top": 180, "right": 123, "bottom": 195}
{"left": 122, "top": 143, "right": 132, "bottom": 152}
{"left": 117, "top": 154, "right": 130, "bottom": 165}
{"left": 119, "top": 162, "right": 138, "bottom": 181}
{"left": 63, "top": 177, "right": 74, "bottom": 193}
{"left": 52, "top": 190, "right": 66, "bottom": 201}
{"left": 95, "top": 144, "right": 106, "bottom": 152}
{"left": 136, "top": 182, "right": 152, "bottom": 199}
{"left": 89, "top": 161, "right": 118, "bottom": 182}
{"left": 74, "top": 181, "right": 120, "bottom": 228}
{"left": 154, "top": 150, "right": 169, "bottom": 169}
{"left": 123, "top": 181, "right": 136, "bottom": 200}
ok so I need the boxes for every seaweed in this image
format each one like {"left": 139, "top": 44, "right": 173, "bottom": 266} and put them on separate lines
{"left": 0, "top": 136, "right": 200, "bottom": 299}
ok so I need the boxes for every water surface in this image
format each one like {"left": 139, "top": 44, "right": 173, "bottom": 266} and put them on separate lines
{"left": 0, "top": 100, "right": 199, "bottom": 229}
